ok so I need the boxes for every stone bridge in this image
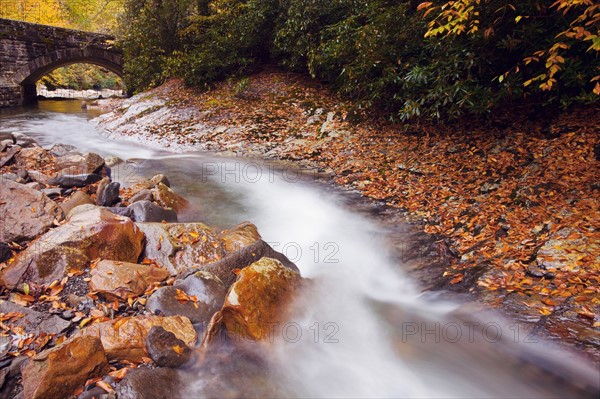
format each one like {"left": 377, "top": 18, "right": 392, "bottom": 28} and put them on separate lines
{"left": 0, "top": 18, "right": 123, "bottom": 107}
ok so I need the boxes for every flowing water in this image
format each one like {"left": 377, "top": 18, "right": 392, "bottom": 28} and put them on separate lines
{"left": 1, "top": 100, "right": 598, "bottom": 398}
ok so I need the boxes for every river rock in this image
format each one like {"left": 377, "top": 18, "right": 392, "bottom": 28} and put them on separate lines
{"left": 146, "top": 326, "right": 192, "bottom": 368}
{"left": 0, "top": 132, "right": 14, "bottom": 142}
{"left": 75, "top": 315, "right": 196, "bottom": 362}
{"left": 49, "top": 143, "right": 78, "bottom": 157}
{"left": 0, "top": 207, "right": 144, "bottom": 289}
{"left": 0, "top": 146, "right": 20, "bottom": 168}
{"left": 220, "top": 222, "right": 261, "bottom": 252}
{"left": 115, "top": 367, "right": 182, "bottom": 399}
{"left": 0, "top": 179, "right": 64, "bottom": 243}
{"left": 40, "top": 187, "right": 64, "bottom": 198}
{"left": 60, "top": 191, "right": 94, "bottom": 216}
{"left": 201, "top": 237, "right": 299, "bottom": 288}
{"left": 147, "top": 271, "right": 226, "bottom": 324}
{"left": 535, "top": 228, "right": 589, "bottom": 272}
{"left": 97, "top": 181, "right": 120, "bottom": 206}
{"left": 151, "top": 183, "right": 188, "bottom": 212}
{"left": 21, "top": 336, "right": 108, "bottom": 399}
{"left": 0, "top": 172, "right": 18, "bottom": 182}
{"left": 27, "top": 170, "right": 53, "bottom": 185}
{"left": 129, "top": 189, "right": 153, "bottom": 203}
{"left": 16, "top": 147, "right": 52, "bottom": 170}
{"left": 25, "top": 181, "right": 45, "bottom": 190}
{"left": 55, "top": 152, "right": 105, "bottom": 175}
{"left": 48, "top": 173, "right": 103, "bottom": 188}
{"left": 0, "top": 300, "right": 70, "bottom": 335}
{"left": 89, "top": 260, "right": 169, "bottom": 300}
{"left": 151, "top": 174, "right": 171, "bottom": 187}
{"left": 104, "top": 155, "right": 123, "bottom": 167}
{"left": 136, "top": 223, "right": 225, "bottom": 275}
{"left": 217, "top": 257, "right": 302, "bottom": 341}
{"left": 12, "top": 133, "right": 37, "bottom": 147}
{"left": 127, "top": 200, "right": 177, "bottom": 222}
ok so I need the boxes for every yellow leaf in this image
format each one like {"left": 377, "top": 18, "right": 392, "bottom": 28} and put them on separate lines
{"left": 172, "top": 345, "right": 185, "bottom": 354}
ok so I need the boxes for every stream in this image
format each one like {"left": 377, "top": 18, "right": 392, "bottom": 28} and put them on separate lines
{"left": 1, "top": 100, "right": 598, "bottom": 398}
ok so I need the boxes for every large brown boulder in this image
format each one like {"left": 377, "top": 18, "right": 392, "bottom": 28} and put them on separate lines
{"left": 89, "top": 260, "right": 170, "bottom": 300}
{"left": 0, "top": 208, "right": 144, "bottom": 289}
{"left": 151, "top": 182, "right": 188, "bottom": 212}
{"left": 0, "top": 179, "right": 64, "bottom": 243}
{"left": 54, "top": 152, "right": 105, "bottom": 174}
{"left": 215, "top": 257, "right": 302, "bottom": 341}
{"left": 21, "top": 336, "right": 108, "bottom": 399}
{"left": 75, "top": 315, "right": 197, "bottom": 362}
{"left": 220, "top": 221, "right": 261, "bottom": 252}
{"left": 137, "top": 223, "right": 225, "bottom": 275}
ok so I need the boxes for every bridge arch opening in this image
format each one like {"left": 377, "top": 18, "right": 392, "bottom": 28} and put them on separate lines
{"left": 15, "top": 49, "right": 124, "bottom": 105}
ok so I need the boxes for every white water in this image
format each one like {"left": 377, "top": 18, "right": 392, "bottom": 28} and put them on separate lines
{"left": 1, "top": 101, "right": 597, "bottom": 398}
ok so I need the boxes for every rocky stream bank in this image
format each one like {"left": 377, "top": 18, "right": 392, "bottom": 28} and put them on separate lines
{"left": 0, "top": 132, "right": 303, "bottom": 398}
{"left": 94, "top": 73, "right": 599, "bottom": 362}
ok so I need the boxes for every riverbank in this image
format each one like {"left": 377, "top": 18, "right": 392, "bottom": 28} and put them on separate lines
{"left": 0, "top": 132, "right": 307, "bottom": 397}
{"left": 95, "top": 72, "right": 600, "bottom": 361}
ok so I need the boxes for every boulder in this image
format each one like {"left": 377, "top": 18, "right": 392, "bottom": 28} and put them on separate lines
{"left": 97, "top": 181, "right": 120, "bottom": 206}
{"left": 104, "top": 155, "right": 123, "bottom": 167}
{"left": 220, "top": 222, "right": 261, "bottom": 252}
{"left": 49, "top": 143, "right": 78, "bottom": 157}
{"left": 126, "top": 200, "right": 177, "bottom": 222}
{"left": 21, "top": 336, "right": 108, "bottom": 399}
{"left": 54, "top": 152, "right": 105, "bottom": 175}
{"left": 12, "top": 133, "right": 37, "bottom": 147}
{"left": 27, "top": 170, "right": 53, "bottom": 185}
{"left": 0, "top": 207, "right": 144, "bottom": 289}
{"left": 48, "top": 173, "right": 102, "bottom": 188}
{"left": 0, "top": 132, "right": 14, "bottom": 143}
{"left": 215, "top": 257, "right": 302, "bottom": 341}
{"left": 136, "top": 223, "right": 225, "bottom": 275}
{"left": 75, "top": 315, "right": 196, "bottom": 362}
{"left": 60, "top": 191, "right": 94, "bottom": 216}
{"left": 89, "top": 260, "right": 169, "bottom": 300}
{"left": 147, "top": 271, "right": 226, "bottom": 324}
{"left": 16, "top": 147, "right": 52, "bottom": 170}
{"left": 40, "top": 187, "right": 64, "bottom": 198}
{"left": 151, "top": 174, "right": 171, "bottom": 187}
{"left": 0, "top": 146, "right": 20, "bottom": 168}
{"left": 95, "top": 177, "right": 110, "bottom": 204}
{"left": 115, "top": 367, "right": 182, "bottom": 399}
{"left": 0, "top": 179, "right": 64, "bottom": 243}
{"left": 0, "top": 300, "right": 70, "bottom": 335}
{"left": 146, "top": 326, "right": 192, "bottom": 368}
{"left": 129, "top": 189, "right": 153, "bottom": 204}
{"left": 151, "top": 183, "right": 188, "bottom": 212}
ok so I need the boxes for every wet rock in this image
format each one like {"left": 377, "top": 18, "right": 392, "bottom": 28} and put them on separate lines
{"left": 66, "top": 203, "right": 99, "bottom": 219}
{"left": 534, "top": 228, "right": 589, "bottom": 272}
{"left": 146, "top": 326, "right": 192, "bottom": 368}
{"left": 0, "top": 207, "right": 144, "bottom": 289}
{"left": 0, "top": 172, "right": 18, "bottom": 182}
{"left": 216, "top": 257, "right": 302, "bottom": 341}
{"left": 21, "top": 336, "right": 108, "bottom": 399}
{"left": 201, "top": 237, "right": 299, "bottom": 288}
{"left": 151, "top": 183, "right": 188, "bottom": 212}
{"left": 115, "top": 367, "right": 182, "bottom": 399}
{"left": 76, "top": 386, "right": 106, "bottom": 399}
{"left": 220, "top": 222, "right": 261, "bottom": 252}
{"left": 151, "top": 174, "right": 170, "bottom": 187}
{"left": 137, "top": 223, "right": 225, "bottom": 275}
{"left": 129, "top": 189, "right": 153, "bottom": 204}
{"left": 126, "top": 200, "right": 177, "bottom": 222}
{"left": 89, "top": 260, "right": 169, "bottom": 300}
{"left": 15, "top": 147, "right": 52, "bottom": 170}
{"left": 147, "top": 271, "right": 226, "bottom": 324}
{"left": 75, "top": 315, "right": 196, "bottom": 362}
{"left": 0, "top": 146, "right": 21, "bottom": 168}
{"left": 55, "top": 152, "right": 105, "bottom": 175}
{"left": 104, "top": 155, "right": 123, "bottom": 167}
{"left": 95, "top": 177, "right": 110, "bottom": 204}
{"left": 25, "top": 182, "right": 45, "bottom": 190}
{"left": 0, "top": 179, "right": 64, "bottom": 243}
{"left": 0, "top": 242, "right": 12, "bottom": 263}
{"left": 60, "top": 191, "right": 94, "bottom": 216}
{"left": 0, "top": 300, "right": 70, "bottom": 335}
{"left": 40, "top": 188, "right": 64, "bottom": 198}
{"left": 26, "top": 170, "right": 53, "bottom": 185}
{"left": 48, "top": 173, "right": 103, "bottom": 188}
{"left": 97, "top": 181, "right": 120, "bottom": 206}
{"left": 49, "top": 143, "right": 78, "bottom": 157}
{"left": 12, "top": 133, "right": 37, "bottom": 147}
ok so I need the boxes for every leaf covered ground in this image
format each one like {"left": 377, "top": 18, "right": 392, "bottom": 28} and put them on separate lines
{"left": 99, "top": 71, "right": 599, "bottom": 359}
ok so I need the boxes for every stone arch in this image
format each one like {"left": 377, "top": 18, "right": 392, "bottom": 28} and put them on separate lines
{"left": 14, "top": 47, "right": 123, "bottom": 104}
